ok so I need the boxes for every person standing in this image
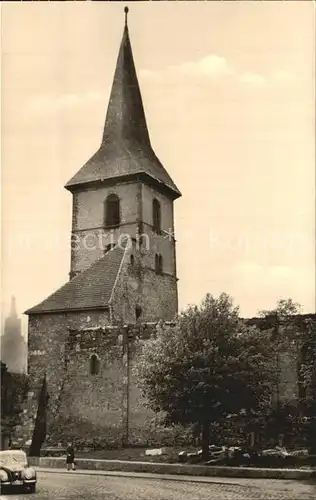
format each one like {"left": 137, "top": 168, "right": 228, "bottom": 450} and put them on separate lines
{"left": 66, "top": 442, "right": 76, "bottom": 471}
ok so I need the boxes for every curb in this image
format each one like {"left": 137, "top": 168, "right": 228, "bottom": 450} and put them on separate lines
{"left": 29, "top": 457, "right": 316, "bottom": 481}
{"left": 34, "top": 467, "right": 259, "bottom": 486}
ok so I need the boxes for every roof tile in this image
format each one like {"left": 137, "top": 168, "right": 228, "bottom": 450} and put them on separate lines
{"left": 65, "top": 20, "right": 180, "bottom": 199}
{"left": 25, "top": 243, "right": 127, "bottom": 315}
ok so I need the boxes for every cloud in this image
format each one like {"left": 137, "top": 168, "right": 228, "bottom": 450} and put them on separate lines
{"left": 140, "top": 54, "right": 297, "bottom": 93}
{"left": 170, "top": 55, "right": 233, "bottom": 78}
{"left": 239, "top": 72, "right": 266, "bottom": 86}
{"left": 140, "top": 54, "right": 233, "bottom": 82}
{"left": 27, "top": 91, "right": 103, "bottom": 116}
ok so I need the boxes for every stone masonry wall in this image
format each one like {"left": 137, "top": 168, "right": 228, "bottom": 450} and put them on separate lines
{"left": 127, "top": 324, "right": 190, "bottom": 447}
{"left": 71, "top": 182, "right": 139, "bottom": 275}
{"left": 139, "top": 271, "right": 178, "bottom": 322}
{"left": 141, "top": 183, "right": 177, "bottom": 277}
{"left": 127, "top": 325, "right": 160, "bottom": 445}
{"left": 20, "top": 315, "right": 315, "bottom": 451}
{"left": 139, "top": 183, "right": 178, "bottom": 319}
{"left": 19, "top": 310, "right": 110, "bottom": 447}
{"left": 56, "top": 327, "right": 127, "bottom": 447}
{"left": 141, "top": 184, "right": 174, "bottom": 235}
{"left": 110, "top": 241, "right": 178, "bottom": 324}
{"left": 22, "top": 320, "right": 187, "bottom": 450}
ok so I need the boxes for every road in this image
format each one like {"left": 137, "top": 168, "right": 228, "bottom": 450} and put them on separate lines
{"left": 0, "top": 470, "right": 315, "bottom": 500}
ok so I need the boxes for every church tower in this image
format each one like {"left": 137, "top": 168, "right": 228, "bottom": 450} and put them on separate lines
{"left": 1, "top": 296, "right": 26, "bottom": 374}
{"left": 18, "top": 9, "right": 181, "bottom": 450}
{"left": 65, "top": 7, "right": 181, "bottom": 321}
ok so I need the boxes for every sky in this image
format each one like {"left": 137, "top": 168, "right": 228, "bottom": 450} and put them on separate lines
{"left": 1, "top": 1, "right": 315, "bottom": 338}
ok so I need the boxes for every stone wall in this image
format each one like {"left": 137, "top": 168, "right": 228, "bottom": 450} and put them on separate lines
{"left": 71, "top": 181, "right": 139, "bottom": 275}
{"left": 73, "top": 183, "right": 139, "bottom": 231}
{"left": 141, "top": 183, "right": 177, "bottom": 278}
{"left": 18, "top": 314, "right": 316, "bottom": 452}
{"left": 69, "top": 178, "right": 179, "bottom": 321}
{"left": 21, "top": 321, "right": 188, "bottom": 450}
{"left": 141, "top": 184, "right": 174, "bottom": 235}
{"left": 18, "top": 310, "right": 110, "bottom": 447}
{"left": 55, "top": 323, "right": 175, "bottom": 448}
{"left": 55, "top": 327, "right": 127, "bottom": 447}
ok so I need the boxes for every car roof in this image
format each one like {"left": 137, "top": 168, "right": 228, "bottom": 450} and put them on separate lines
{"left": 0, "top": 450, "right": 26, "bottom": 457}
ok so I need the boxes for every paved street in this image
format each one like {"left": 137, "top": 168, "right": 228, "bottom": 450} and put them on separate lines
{"left": 1, "top": 471, "right": 316, "bottom": 500}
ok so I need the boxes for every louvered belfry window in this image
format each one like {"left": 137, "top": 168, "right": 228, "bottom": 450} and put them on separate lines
{"left": 152, "top": 198, "right": 161, "bottom": 233}
{"left": 105, "top": 194, "right": 120, "bottom": 227}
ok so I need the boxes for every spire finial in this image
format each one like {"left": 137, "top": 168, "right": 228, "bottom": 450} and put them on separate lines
{"left": 124, "top": 6, "right": 129, "bottom": 26}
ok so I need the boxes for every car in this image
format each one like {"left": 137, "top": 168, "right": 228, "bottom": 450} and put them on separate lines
{"left": 0, "top": 449, "right": 37, "bottom": 494}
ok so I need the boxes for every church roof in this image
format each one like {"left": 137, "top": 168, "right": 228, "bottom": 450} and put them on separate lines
{"left": 25, "top": 242, "right": 127, "bottom": 315}
{"left": 65, "top": 8, "right": 181, "bottom": 199}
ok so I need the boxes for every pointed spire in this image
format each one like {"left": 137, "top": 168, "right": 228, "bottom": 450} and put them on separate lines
{"left": 101, "top": 7, "right": 151, "bottom": 148}
{"left": 10, "top": 296, "right": 17, "bottom": 318}
{"left": 65, "top": 8, "right": 181, "bottom": 199}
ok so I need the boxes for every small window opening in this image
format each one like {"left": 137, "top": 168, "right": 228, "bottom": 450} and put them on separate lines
{"left": 152, "top": 199, "right": 161, "bottom": 234}
{"left": 155, "top": 253, "right": 163, "bottom": 274}
{"left": 135, "top": 306, "right": 142, "bottom": 320}
{"left": 159, "top": 254, "right": 163, "bottom": 274}
{"left": 105, "top": 243, "right": 116, "bottom": 254}
{"left": 90, "top": 354, "right": 100, "bottom": 375}
{"left": 130, "top": 255, "right": 135, "bottom": 266}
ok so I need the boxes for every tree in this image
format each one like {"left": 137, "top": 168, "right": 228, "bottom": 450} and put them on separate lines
{"left": 1, "top": 361, "right": 29, "bottom": 448}
{"left": 135, "top": 293, "right": 275, "bottom": 460}
{"left": 259, "top": 298, "right": 302, "bottom": 321}
{"left": 29, "top": 374, "right": 50, "bottom": 457}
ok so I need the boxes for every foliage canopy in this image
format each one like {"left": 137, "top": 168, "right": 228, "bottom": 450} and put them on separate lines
{"left": 135, "top": 293, "right": 275, "bottom": 434}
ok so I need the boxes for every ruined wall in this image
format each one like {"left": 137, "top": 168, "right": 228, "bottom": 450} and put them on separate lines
{"left": 278, "top": 348, "right": 299, "bottom": 403}
{"left": 57, "top": 327, "right": 127, "bottom": 447}
{"left": 18, "top": 310, "right": 110, "bottom": 447}
{"left": 35, "top": 322, "right": 185, "bottom": 449}
{"left": 19, "top": 314, "right": 315, "bottom": 451}
{"left": 127, "top": 325, "right": 160, "bottom": 445}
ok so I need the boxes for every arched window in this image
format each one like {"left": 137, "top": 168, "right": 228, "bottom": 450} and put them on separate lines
{"left": 90, "top": 354, "right": 100, "bottom": 375}
{"left": 152, "top": 199, "right": 161, "bottom": 234}
{"left": 155, "top": 253, "right": 163, "bottom": 274}
{"left": 105, "top": 194, "right": 120, "bottom": 227}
